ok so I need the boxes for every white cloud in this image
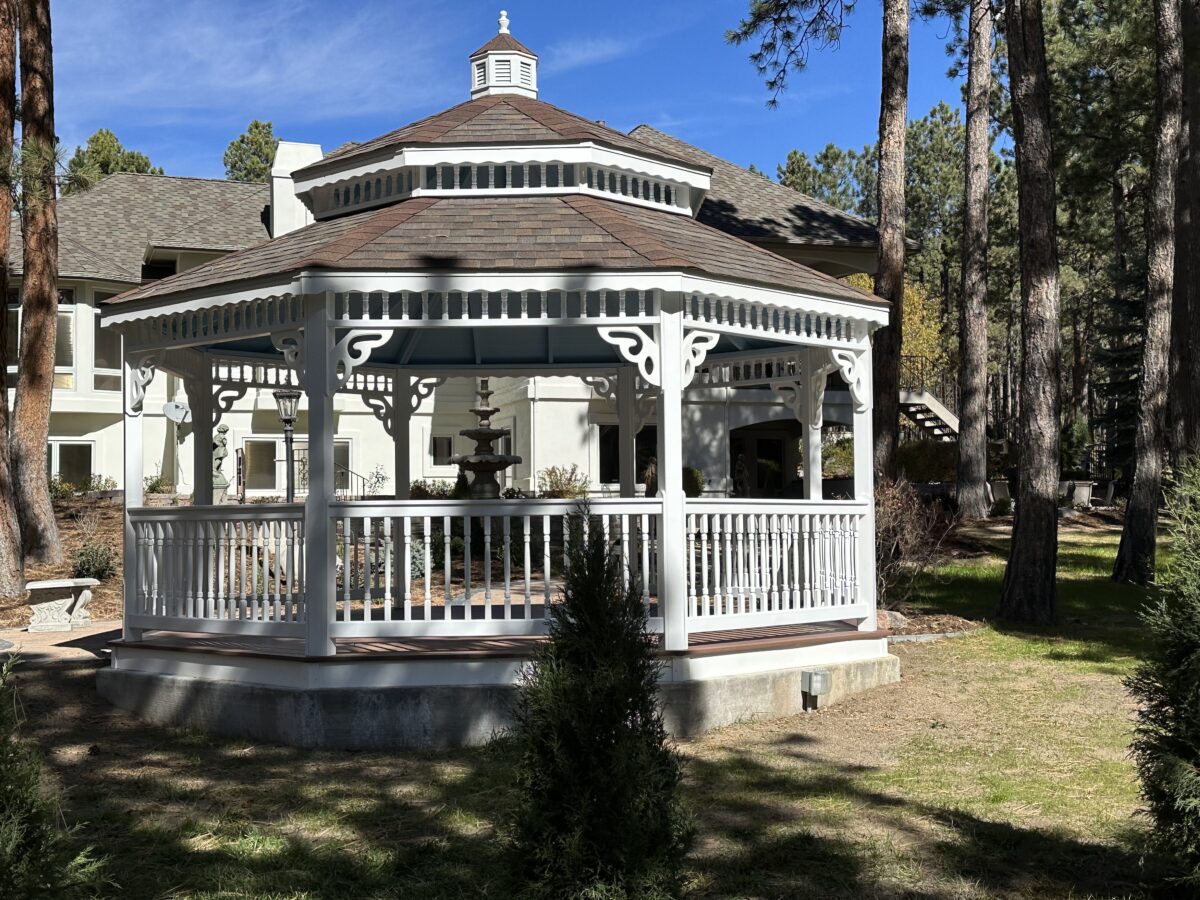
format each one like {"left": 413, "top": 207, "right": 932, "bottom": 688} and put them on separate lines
{"left": 53, "top": 0, "right": 461, "bottom": 140}
{"left": 540, "top": 36, "right": 640, "bottom": 74}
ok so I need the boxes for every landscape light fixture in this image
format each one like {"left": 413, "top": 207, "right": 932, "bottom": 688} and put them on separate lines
{"left": 273, "top": 389, "right": 301, "bottom": 503}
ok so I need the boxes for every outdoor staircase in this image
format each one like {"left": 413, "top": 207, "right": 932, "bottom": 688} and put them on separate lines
{"left": 899, "top": 355, "right": 959, "bottom": 443}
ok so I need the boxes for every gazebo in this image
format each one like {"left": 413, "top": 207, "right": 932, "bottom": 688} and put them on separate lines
{"left": 97, "top": 14, "right": 897, "bottom": 748}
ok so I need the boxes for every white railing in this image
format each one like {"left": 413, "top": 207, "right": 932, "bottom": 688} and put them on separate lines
{"left": 128, "top": 505, "right": 305, "bottom": 636}
{"left": 685, "top": 499, "right": 870, "bottom": 632}
{"left": 329, "top": 498, "right": 662, "bottom": 636}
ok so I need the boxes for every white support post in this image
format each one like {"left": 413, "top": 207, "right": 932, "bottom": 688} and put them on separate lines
{"left": 617, "top": 367, "right": 637, "bottom": 498}
{"left": 850, "top": 344, "right": 877, "bottom": 630}
{"left": 302, "top": 294, "right": 336, "bottom": 656}
{"left": 657, "top": 300, "right": 688, "bottom": 651}
{"left": 189, "top": 365, "right": 214, "bottom": 506}
{"left": 802, "top": 348, "right": 824, "bottom": 501}
{"left": 394, "top": 372, "right": 413, "bottom": 500}
{"left": 122, "top": 355, "right": 149, "bottom": 642}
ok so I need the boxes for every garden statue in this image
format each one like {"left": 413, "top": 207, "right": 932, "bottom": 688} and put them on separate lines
{"left": 213, "top": 423, "right": 230, "bottom": 489}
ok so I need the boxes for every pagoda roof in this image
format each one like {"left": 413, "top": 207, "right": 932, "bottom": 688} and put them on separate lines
{"left": 104, "top": 193, "right": 884, "bottom": 310}
{"left": 470, "top": 32, "right": 536, "bottom": 57}
{"left": 294, "top": 95, "right": 707, "bottom": 181}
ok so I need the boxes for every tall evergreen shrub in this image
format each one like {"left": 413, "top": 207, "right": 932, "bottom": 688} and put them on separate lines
{"left": 0, "top": 657, "right": 99, "bottom": 897}
{"left": 508, "top": 511, "right": 692, "bottom": 899}
{"left": 1129, "top": 460, "right": 1200, "bottom": 884}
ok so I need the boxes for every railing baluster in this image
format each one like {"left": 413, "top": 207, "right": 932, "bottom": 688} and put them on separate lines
{"left": 484, "top": 515, "right": 493, "bottom": 618}
{"left": 402, "top": 516, "right": 412, "bottom": 621}
{"left": 503, "top": 516, "right": 512, "bottom": 619}
{"left": 424, "top": 516, "right": 432, "bottom": 622}
{"left": 523, "top": 515, "right": 533, "bottom": 618}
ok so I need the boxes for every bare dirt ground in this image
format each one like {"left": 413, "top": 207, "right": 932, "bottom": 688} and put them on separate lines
{"left": 0, "top": 498, "right": 124, "bottom": 629}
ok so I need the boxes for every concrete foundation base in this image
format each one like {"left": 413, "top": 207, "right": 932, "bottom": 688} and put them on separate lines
{"left": 97, "top": 644, "right": 901, "bottom": 749}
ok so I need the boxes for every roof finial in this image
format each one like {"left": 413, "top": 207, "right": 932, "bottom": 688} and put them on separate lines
{"left": 498, "top": 9, "right": 510, "bottom": 34}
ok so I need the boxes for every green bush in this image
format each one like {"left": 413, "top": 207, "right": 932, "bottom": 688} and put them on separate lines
{"left": 0, "top": 657, "right": 103, "bottom": 897}
{"left": 897, "top": 440, "right": 957, "bottom": 483}
{"left": 682, "top": 467, "right": 706, "bottom": 498}
{"left": 73, "top": 543, "right": 116, "bottom": 581}
{"left": 408, "top": 479, "right": 455, "bottom": 499}
{"left": 822, "top": 436, "right": 854, "bottom": 479}
{"left": 990, "top": 496, "right": 1013, "bottom": 517}
{"left": 48, "top": 477, "right": 74, "bottom": 500}
{"left": 507, "top": 511, "right": 693, "bottom": 898}
{"left": 143, "top": 473, "right": 174, "bottom": 494}
{"left": 453, "top": 469, "right": 471, "bottom": 500}
{"left": 1128, "top": 460, "right": 1200, "bottom": 884}
{"left": 537, "top": 464, "right": 590, "bottom": 499}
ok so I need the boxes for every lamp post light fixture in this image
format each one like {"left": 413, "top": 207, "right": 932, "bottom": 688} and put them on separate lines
{"left": 273, "top": 389, "right": 302, "bottom": 503}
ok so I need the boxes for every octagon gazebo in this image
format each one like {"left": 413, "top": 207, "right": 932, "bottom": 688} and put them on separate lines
{"left": 97, "top": 14, "right": 897, "bottom": 748}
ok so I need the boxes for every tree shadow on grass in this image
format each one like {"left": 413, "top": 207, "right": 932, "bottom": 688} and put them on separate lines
{"left": 686, "top": 737, "right": 1181, "bottom": 899}
{"left": 15, "top": 664, "right": 516, "bottom": 899}
{"left": 14, "top": 664, "right": 1181, "bottom": 900}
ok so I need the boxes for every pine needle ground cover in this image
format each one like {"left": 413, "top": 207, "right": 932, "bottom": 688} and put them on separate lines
{"left": 11, "top": 519, "right": 1172, "bottom": 898}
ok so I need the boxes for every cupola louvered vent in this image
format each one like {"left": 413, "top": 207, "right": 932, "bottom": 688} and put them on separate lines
{"left": 469, "top": 10, "right": 538, "bottom": 99}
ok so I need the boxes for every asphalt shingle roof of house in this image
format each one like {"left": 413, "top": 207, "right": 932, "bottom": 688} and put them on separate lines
{"left": 10, "top": 173, "right": 269, "bottom": 283}
{"left": 297, "top": 95, "right": 706, "bottom": 178}
{"left": 629, "top": 125, "right": 882, "bottom": 250}
{"left": 104, "top": 194, "right": 884, "bottom": 309}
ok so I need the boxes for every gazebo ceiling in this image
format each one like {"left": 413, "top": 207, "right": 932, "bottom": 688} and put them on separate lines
{"left": 103, "top": 195, "right": 884, "bottom": 313}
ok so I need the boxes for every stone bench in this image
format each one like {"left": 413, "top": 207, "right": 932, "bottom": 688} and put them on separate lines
{"left": 25, "top": 578, "right": 99, "bottom": 632}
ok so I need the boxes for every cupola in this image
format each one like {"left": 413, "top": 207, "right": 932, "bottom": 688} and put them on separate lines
{"left": 469, "top": 10, "right": 537, "bottom": 99}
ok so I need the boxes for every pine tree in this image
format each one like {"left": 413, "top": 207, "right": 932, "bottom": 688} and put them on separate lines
{"left": 63, "top": 128, "right": 162, "bottom": 194}
{"left": 1128, "top": 460, "right": 1200, "bottom": 884}
{"left": 0, "top": 658, "right": 101, "bottom": 896}
{"left": 508, "top": 512, "right": 692, "bottom": 899}
{"left": 223, "top": 119, "right": 278, "bottom": 183}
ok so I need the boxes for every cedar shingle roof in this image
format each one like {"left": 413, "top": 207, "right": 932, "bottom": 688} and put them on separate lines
{"left": 470, "top": 33, "right": 536, "bottom": 57}
{"left": 629, "top": 125, "right": 881, "bottom": 249}
{"left": 297, "top": 96, "right": 705, "bottom": 178}
{"left": 9, "top": 173, "right": 269, "bottom": 283}
{"left": 104, "top": 195, "right": 884, "bottom": 309}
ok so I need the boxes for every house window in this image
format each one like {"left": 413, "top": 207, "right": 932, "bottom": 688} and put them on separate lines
{"left": 47, "top": 441, "right": 93, "bottom": 487}
{"left": 93, "top": 295, "right": 121, "bottom": 391}
{"left": 5, "top": 289, "right": 75, "bottom": 389}
{"left": 598, "top": 425, "right": 658, "bottom": 485}
{"left": 431, "top": 435, "right": 454, "bottom": 466}
{"left": 244, "top": 439, "right": 278, "bottom": 491}
{"left": 247, "top": 438, "right": 352, "bottom": 494}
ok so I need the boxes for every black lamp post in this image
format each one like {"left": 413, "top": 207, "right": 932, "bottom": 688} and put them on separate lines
{"left": 273, "top": 389, "right": 301, "bottom": 503}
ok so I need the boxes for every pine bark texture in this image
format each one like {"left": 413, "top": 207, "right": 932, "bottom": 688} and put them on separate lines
{"left": 0, "top": 1, "right": 20, "bottom": 599}
{"left": 1183, "top": 0, "right": 1200, "bottom": 454}
{"left": 11, "top": 0, "right": 59, "bottom": 563}
{"left": 871, "top": 0, "right": 908, "bottom": 482}
{"left": 998, "top": 0, "right": 1062, "bottom": 624}
{"left": 1114, "top": 0, "right": 1183, "bottom": 585}
{"left": 955, "top": 0, "right": 993, "bottom": 521}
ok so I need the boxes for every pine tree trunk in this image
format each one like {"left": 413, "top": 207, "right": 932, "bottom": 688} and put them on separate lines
{"left": 998, "top": 0, "right": 1062, "bottom": 624}
{"left": 0, "top": 1, "right": 19, "bottom": 599}
{"left": 1183, "top": 0, "right": 1200, "bottom": 454}
{"left": 871, "top": 0, "right": 909, "bottom": 482}
{"left": 1114, "top": 0, "right": 1183, "bottom": 585}
{"left": 956, "top": 0, "right": 993, "bottom": 521}
{"left": 1168, "top": 103, "right": 1190, "bottom": 467}
{"left": 11, "top": 0, "right": 59, "bottom": 564}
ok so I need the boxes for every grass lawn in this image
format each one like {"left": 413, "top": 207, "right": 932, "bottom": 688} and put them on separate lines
{"left": 14, "top": 518, "right": 1179, "bottom": 898}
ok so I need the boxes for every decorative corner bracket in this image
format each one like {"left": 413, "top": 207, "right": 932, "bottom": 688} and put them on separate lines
{"left": 213, "top": 384, "right": 249, "bottom": 427}
{"left": 830, "top": 347, "right": 868, "bottom": 412}
{"left": 125, "top": 353, "right": 159, "bottom": 416}
{"left": 681, "top": 329, "right": 720, "bottom": 386}
{"left": 410, "top": 376, "right": 447, "bottom": 413}
{"left": 580, "top": 373, "right": 618, "bottom": 400}
{"left": 271, "top": 329, "right": 305, "bottom": 380}
{"left": 597, "top": 326, "right": 659, "bottom": 387}
{"left": 363, "top": 391, "right": 395, "bottom": 437}
{"left": 331, "top": 329, "right": 390, "bottom": 393}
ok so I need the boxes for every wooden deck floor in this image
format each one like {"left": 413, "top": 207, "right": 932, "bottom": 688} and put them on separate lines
{"left": 115, "top": 622, "right": 887, "bottom": 661}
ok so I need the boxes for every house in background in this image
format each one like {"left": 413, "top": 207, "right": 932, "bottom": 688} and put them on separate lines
{"left": 26, "top": 44, "right": 890, "bottom": 502}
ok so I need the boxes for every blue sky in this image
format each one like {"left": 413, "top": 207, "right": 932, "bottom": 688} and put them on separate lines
{"left": 54, "top": 0, "right": 965, "bottom": 180}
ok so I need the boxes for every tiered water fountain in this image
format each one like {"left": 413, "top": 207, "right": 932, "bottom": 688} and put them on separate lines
{"left": 452, "top": 378, "right": 522, "bottom": 499}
